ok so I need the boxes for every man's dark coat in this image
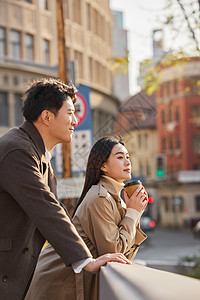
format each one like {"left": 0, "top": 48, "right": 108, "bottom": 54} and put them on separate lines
{"left": 0, "top": 121, "right": 91, "bottom": 300}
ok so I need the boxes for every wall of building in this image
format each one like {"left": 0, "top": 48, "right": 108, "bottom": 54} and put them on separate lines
{"left": 112, "top": 10, "right": 129, "bottom": 101}
{"left": 155, "top": 58, "right": 200, "bottom": 227}
{"left": 156, "top": 59, "right": 200, "bottom": 176}
{"left": 124, "top": 129, "right": 158, "bottom": 181}
{"left": 0, "top": 0, "right": 120, "bottom": 144}
{"left": 159, "top": 182, "right": 200, "bottom": 227}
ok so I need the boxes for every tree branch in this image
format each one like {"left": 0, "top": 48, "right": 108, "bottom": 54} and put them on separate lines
{"left": 176, "top": 0, "right": 200, "bottom": 51}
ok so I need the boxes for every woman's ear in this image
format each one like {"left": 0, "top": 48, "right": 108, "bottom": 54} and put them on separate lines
{"left": 101, "top": 163, "right": 107, "bottom": 173}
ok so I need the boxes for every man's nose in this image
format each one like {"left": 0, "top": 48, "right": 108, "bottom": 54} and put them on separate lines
{"left": 73, "top": 114, "right": 78, "bottom": 126}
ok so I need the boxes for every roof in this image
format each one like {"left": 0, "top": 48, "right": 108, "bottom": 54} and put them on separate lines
{"left": 115, "top": 91, "right": 157, "bottom": 133}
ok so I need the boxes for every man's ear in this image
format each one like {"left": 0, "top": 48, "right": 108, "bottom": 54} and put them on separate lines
{"left": 40, "top": 110, "right": 52, "bottom": 126}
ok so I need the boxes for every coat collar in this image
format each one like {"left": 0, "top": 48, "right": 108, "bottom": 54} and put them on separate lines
{"left": 99, "top": 176, "right": 124, "bottom": 202}
{"left": 19, "top": 121, "right": 46, "bottom": 160}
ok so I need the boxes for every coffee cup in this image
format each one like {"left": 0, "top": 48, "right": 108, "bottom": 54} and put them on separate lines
{"left": 124, "top": 180, "right": 142, "bottom": 198}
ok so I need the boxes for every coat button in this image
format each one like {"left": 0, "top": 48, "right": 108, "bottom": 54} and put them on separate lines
{"left": 2, "top": 275, "right": 8, "bottom": 282}
{"left": 23, "top": 247, "right": 29, "bottom": 254}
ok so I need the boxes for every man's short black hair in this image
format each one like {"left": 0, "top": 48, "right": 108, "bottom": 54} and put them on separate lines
{"left": 22, "top": 78, "right": 77, "bottom": 122}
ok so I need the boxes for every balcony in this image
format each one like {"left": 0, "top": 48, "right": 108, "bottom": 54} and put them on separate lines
{"left": 99, "top": 262, "right": 200, "bottom": 300}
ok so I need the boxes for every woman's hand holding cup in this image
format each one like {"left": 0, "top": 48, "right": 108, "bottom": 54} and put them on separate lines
{"left": 124, "top": 181, "right": 148, "bottom": 212}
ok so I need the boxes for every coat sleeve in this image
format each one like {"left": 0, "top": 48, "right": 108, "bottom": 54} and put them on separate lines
{"left": 0, "top": 149, "right": 92, "bottom": 266}
{"left": 87, "top": 194, "right": 144, "bottom": 256}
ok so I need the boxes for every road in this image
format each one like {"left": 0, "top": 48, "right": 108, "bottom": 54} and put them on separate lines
{"left": 135, "top": 227, "right": 200, "bottom": 274}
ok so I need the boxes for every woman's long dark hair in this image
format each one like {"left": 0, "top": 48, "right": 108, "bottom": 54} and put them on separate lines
{"left": 72, "top": 135, "right": 124, "bottom": 216}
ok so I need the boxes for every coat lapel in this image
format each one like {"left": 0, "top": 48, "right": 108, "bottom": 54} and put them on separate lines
{"left": 19, "top": 121, "right": 57, "bottom": 194}
{"left": 99, "top": 177, "right": 126, "bottom": 218}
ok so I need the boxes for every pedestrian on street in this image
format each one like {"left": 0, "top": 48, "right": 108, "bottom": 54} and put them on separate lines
{"left": 26, "top": 135, "right": 148, "bottom": 300}
{"left": 0, "top": 78, "right": 131, "bottom": 300}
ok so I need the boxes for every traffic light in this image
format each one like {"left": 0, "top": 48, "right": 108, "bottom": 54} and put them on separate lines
{"left": 156, "top": 155, "right": 166, "bottom": 178}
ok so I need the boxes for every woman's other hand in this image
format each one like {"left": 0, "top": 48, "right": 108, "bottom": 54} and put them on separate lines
{"left": 84, "top": 253, "right": 131, "bottom": 273}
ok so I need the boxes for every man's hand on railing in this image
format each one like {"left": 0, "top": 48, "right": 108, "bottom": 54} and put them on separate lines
{"left": 84, "top": 253, "right": 132, "bottom": 273}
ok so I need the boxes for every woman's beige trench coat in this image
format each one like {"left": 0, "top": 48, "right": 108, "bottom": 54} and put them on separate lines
{"left": 25, "top": 176, "right": 147, "bottom": 300}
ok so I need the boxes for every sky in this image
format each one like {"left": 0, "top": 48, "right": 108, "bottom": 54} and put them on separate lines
{"left": 109, "top": 0, "right": 182, "bottom": 95}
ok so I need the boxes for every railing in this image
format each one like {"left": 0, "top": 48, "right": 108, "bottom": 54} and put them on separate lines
{"left": 99, "top": 262, "right": 200, "bottom": 300}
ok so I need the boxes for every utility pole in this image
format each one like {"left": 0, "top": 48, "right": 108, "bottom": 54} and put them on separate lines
{"left": 56, "top": 0, "right": 71, "bottom": 178}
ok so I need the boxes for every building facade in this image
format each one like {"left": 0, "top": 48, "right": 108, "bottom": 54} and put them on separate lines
{"left": 0, "top": 0, "right": 120, "bottom": 165}
{"left": 116, "top": 58, "right": 200, "bottom": 228}
{"left": 111, "top": 10, "right": 129, "bottom": 101}
{"left": 114, "top": 92, "right": 159, "bottom": 222}
{"left": 156, "top": 58, "right": 200, "bottom": 227}
{"left": 0, "top": 0, "right": 122, "bottom": 209}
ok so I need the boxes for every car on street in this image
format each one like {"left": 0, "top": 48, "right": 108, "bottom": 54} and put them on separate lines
{"left": 191, "top": 218, "right": 200, "bottom": 238}
{"left": 140, "top": 216, "right": 156, "bottom": 232}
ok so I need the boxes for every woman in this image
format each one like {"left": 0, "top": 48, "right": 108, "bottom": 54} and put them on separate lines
{"left": 26, "top": 136, "right": 148, "bottom": 300}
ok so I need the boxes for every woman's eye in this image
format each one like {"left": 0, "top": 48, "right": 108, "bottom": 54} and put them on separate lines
{"left": 117, "top": 156, "right": 123, "bottom": 159}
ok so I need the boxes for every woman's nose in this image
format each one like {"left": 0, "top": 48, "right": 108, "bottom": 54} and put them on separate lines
{"left": 125, "top": 158, "right": 130, "bottom": 165}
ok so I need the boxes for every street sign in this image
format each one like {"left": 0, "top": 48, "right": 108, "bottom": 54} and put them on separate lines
{"left": 71, "top": 85, "right": 93, "bottom": 174}
{"left": 75, "top": 93, "right": 87, "bottom": 126}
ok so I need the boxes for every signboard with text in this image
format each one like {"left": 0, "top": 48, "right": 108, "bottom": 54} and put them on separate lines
{"left": 71, "top": 85, "right": 93, "bottom": 173}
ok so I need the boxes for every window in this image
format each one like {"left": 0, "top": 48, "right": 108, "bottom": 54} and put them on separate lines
{"left": 72, "top": 0, "right": 81, "bottom": 24}
{"left": 14, "top": 94, "right": 23, "bottom": 126}
{"left": 0, "top": 27, "right": 6, "bottom": 56}
{"left": 146, "top": 161, "right": 151, "bottom": 176}
{"left": 160, "top": 85, "right": 164, "bottom": 97}
{"left": 63, "top": 0, "right": 69, "bottom": 19}
{"left": 163, "top": 197, "right": 169, "bottom": 212}
{"left": 10, "top": 30, "right": 21, "bottom": 59}
{"left": 43, "top": 39, "right": 49, "bottom": 64}
{"left": 177, "top": 135, "right": 181, "bottom": 149}
{"left": 177, "top": 164, "right": 182, "bottom": 172}
{"left": 93, "top": 109, "right": 114, "bottom": 139}
{"left": 170, "top": 165, "right": 175, "bottom": 178}
{"left": 25, "top": 34, "right": 34, "bottom": 61}
{"left": 139, "top": 161, "right": 143, "bottom": 175}
{"left": 161, "top": 110, "right": 165, "bottom": 125}
{"left": 191, "top": 105, "right": 200, "bottom": 118}
{"left": 88, "top": 57, "right": 93, "bottom": 81}
{"left": 193, "top": 134, "right": 200, "bottom": 154}
{"left": 0, "top": 92, "right": 9, "bottom": 126}
{"left": 40, "top": 0, "right": 48, "bottom": 10}
{"left": 145, "top": 133, "right": 148, "bottom": 148}
{"left": 194, "top": 163, "right": 200, "bottom": 170}
{"left": 86, "top": 3, "right": 91, "bottom": 30}
{"left": 173, "top": 196, "right": 184, "bottom": 212}
{"left": 74, "top": 50, "right": 83, "bottom": 79}
{"left": 173, "top": 80, "right": 178, "bottom": 94}
{"left": 195, "top": 196, "right": 200, "bottom": 211}
{"left": 169, "top": 108, "right": 172, "bottom": 122}
{"left": 169, "top": 135, "right": 173, "bottom": 150}
{"left": 162, "top": 137, "right": 167, "bottom": 152}
{"left": 175, "top": 107, "right": 180, "bottom": 123}
{"left": 164, "top": 83, "right": 169, "bottom": 97}
{"left": 138, "top": 134, "right": 141, "bottom": 148}
{"left": 101, "top": 16, "right": 105, "bottom": 40}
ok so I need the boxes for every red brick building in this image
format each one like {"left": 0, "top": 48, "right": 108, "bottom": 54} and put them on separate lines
{"left": 155, "top": 58, "right": 200, "bottom": 227}
{"left": 156, "top": 58, "right": 200, "bottom": 179}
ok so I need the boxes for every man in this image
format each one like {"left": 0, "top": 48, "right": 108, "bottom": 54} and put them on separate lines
{"left": 0, "top": 78, "right": 130, "bottom": 300}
